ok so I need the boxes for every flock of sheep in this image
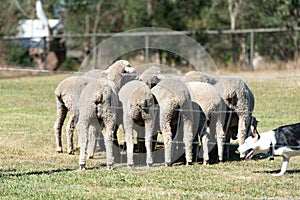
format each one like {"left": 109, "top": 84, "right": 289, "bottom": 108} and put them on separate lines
{"left": 53, "top": 60, "right": 258, "bottom": 170}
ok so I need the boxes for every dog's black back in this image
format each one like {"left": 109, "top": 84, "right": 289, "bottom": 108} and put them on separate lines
{"left": 274, "top": 122, "right": 300, "bottom": 150}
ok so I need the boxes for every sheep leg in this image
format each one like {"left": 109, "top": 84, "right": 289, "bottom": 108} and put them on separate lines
{"left": 87, "top": 123, "right": 99, "bottom": 159}
{"left": 104, "top": 123, "right": 115, "bottom": 169}
{"left": 112, "top": 124, "right": 121, "bottom": 162}
{"left": 216, "top": 119, "right": 226, "bottom": 162}
{"left": 144, "top": 119, "right": 153, "bottom": 166}
{"left": 162, "top": 126, "right": 172, "bottom": 166}
{"left": 201, "top": 129, "right": 210, "bottom": 165}
{"left": 77, "top": 121, "right": 89, "bottom": 170}
{"left": 237, "top": 115, "right": 247, "bottom": 159}
{"left": 66, "top": 113, "right": 75, "bottom": 154}
{"left": 123, "top": 114, "right": 134, "bottom": 167}
{"left": 54, "top": 100, "right": 67, "bottom": 153}
{"left": 160, "top": 107, "right": 173, "bottom": 166}
{"left": 182, "top": 107, "right": 194, "bottom": 165}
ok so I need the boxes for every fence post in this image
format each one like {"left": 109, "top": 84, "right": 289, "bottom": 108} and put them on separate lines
{"left": 250, "top": 31, "right": 254, "bottom": 69}
{"left": 145, "top": 33, "right": 149, "bottom": 63}
{"left": 43, "top": 36, "right": 47, "bottom": 69}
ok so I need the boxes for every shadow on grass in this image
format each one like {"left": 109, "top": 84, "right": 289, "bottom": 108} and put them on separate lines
{"left": 253, "top": 169, "right": 300, "bottom": 175}
{"left": 0, "top": 168, "right": 75, "bottom": 178}
{"left": 205, "top": 144, "right": 243, "bottom": 164}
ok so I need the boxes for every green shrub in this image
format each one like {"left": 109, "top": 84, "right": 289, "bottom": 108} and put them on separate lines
{"left": 5, "top": 43, "right": 34, "bottom": 67}
{"left": 59, "top": 57, "right": 80, "bottom": 71}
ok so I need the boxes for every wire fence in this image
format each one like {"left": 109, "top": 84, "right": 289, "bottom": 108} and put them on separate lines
{"left": 1, "top": 27, "right": 300, "bottom": 70}
{"left": 1, "top": 67, "right": 299, "bottom": 144}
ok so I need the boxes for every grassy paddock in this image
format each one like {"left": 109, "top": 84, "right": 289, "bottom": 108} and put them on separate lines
{"left": 0, "top": 70, "right": 300, "bottom": 199}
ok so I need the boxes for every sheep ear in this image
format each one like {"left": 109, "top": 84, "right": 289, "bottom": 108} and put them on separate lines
{"left": 124, "top": 66, "right": 136, "bottom": 73}
{"left": 156, "top": 74, "right": 165, "bottom": 80}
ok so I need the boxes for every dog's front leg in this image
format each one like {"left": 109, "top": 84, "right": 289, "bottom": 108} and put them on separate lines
{"left": 273, "top": 156, "right": 289, "bottom": 176}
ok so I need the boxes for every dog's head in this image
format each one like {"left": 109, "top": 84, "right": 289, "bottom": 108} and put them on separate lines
{"left": 238, "top": 128, "right": 261, "bottom": 160}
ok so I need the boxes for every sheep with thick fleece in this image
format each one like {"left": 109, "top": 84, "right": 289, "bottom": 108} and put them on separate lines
{"left": 54, "top": 60, "right": 135, "bottom": 156}
{"left": 215, "top": 76, "right": 255, "bottom": 159}
{"left": 151, "top": 78, "right": 194, "bottom": 166}
{"left": 186, "top": 82, "right": 226, "bottom": 165}
{"left": 185, "top": 71, "right": 255, "bottom": 159}
{"left": 119, "top": 80, "right": 157, "bottom": 167}
{"left": 76, "top": 60, "right": 136, "bottom": 170}
{"left": 54, "top": 75, "right": 95, "bottom": 154}
{"left": 77, "top": 78, "right": 117, "bottom": 170}
{"left": 117, "top": 66, "right": 162, "bottom": 166}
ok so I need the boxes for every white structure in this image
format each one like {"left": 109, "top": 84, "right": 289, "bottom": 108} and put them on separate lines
{"left": 17, "top": 19, "right": 61, "bottom": 42}
{"left": 17, "top": 0, "right": 63, "bottom": 43}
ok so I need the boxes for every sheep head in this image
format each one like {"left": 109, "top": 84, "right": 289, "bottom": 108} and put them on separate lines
{"left": 105, "top": 60, "right": 137, "bottom": 91}
{"left": 138, "top": 66, "right": 164, "bottom": 88}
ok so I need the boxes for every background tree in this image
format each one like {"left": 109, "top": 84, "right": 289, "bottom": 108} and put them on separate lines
{"left": 0, "top": 0, "right": 299, "bottom": 69}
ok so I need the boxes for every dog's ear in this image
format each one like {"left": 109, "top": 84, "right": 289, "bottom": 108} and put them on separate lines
{"left": 252, "top": 129, "right": 261, "bottom": 140}
{"left": 252, "top": 128, "right": 257, "bottom": 138}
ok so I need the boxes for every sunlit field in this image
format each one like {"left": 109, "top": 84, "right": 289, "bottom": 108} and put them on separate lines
{"left": 0, "top": 70, "right": 299, "bottom": 199}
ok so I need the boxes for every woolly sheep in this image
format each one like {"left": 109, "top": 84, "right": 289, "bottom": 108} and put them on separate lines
{"left": 186, "top": 82, "right": 227, "bottom": 165}
{"left": 76, "top": 60, "right": 136, "bottom": 170}
{"left": 215, "top": 77, "right": 255, "bottom": 159}
{"left": 185, "top": 71, "right": 256, "bottom": 159}
{"left": 151, "top": 78, "right": 194, "bottom": 166}
{"left": 54, "top": 60, "right": 135, "bottom": 156}
{"left": 118, "top": 66, "right": 163, "bottom": 164}
{"left": 118, "top": 80, "right": 157, "bottom": 167}
{"left": 54, "top": 75, "right": 95, "bottom": 155}
{"left": 77, "top": 78, "right": 117, "bottom": 170}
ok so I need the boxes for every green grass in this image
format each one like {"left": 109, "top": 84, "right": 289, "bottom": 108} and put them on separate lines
{"left": 0, "top": 71, "right": 300, "bottom": 199}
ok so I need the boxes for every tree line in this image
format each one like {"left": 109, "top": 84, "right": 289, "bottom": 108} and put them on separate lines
{"left": 0, "top": 0, "right": 299, "bottom": 69}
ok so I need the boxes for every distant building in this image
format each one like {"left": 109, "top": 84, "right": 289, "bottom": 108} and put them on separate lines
{"left": 16, "top": 19, "right": 64, "bottom": 48}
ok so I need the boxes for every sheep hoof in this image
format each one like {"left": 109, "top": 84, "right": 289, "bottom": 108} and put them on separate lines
{"left": 203, "top": 160, "right": 209, "bottom": 166}
{"left": 79, "top": 165, "right": 86, "bottom": 171}
{"left": 147, "top": 163, "right": 153, "bottom": 167}
{"left": 186, "top": 162, "right": 192, "bottom": 166}
{"left": 56, "top": 148, "right": 63, "bottom": 153}
{"left": 165, "top": 162, "right": 171, "bottom": 167}
{"left": 68, "top": 151, "right": 74, "bottom": 155}
{"left": 88, "top": 155, "right": 94, "bottom": 159}
{"left": 127, "top": 164, "right": 134, "bottom": 168}
{"left": 107, "top": 164, "right": 114, "bottom": 170}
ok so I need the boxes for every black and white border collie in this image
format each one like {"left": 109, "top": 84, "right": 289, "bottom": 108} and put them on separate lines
{"left": 238, "top": 122, "right": 300, "bottom": 176}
